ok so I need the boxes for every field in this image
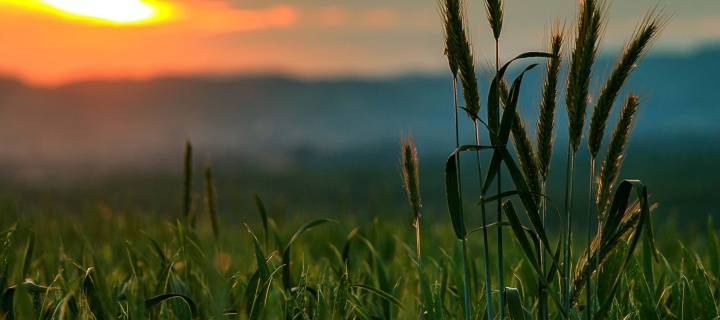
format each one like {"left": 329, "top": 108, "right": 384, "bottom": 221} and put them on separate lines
{"left": 0, "top": 173, "right": 717, "bottom": 319}
{"left": 1, "top": 0, "right": 720, "bottom": 319}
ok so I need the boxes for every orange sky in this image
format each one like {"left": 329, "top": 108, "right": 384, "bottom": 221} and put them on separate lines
{"left": 1, "top": 0, "right": 720, "bottom": 86}
{"left": 0, "top": 0, "right": 305, "bottom": 85}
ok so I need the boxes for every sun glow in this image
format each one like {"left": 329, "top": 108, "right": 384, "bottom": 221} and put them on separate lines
{"left": 9, "top": 0, "right": 174, "bottom": 24}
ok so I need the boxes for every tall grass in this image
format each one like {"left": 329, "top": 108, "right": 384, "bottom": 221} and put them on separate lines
{"left": 440, "top": 0, "right": 670, "bottom": 318}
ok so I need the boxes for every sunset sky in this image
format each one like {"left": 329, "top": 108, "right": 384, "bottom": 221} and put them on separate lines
{"left": 1, "top": 0, "right": 719, "bottom": 86}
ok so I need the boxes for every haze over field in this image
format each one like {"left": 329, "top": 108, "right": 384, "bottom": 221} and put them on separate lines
{"left": 1, "top": 46, "right": 719, "bottom": 222}
{"left": 0, "top": 1, "right": 719, "bottom": 224}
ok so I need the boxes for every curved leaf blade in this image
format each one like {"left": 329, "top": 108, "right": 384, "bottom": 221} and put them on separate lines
{"left": 145, "top": 294, "right": 198, "bottom": 319}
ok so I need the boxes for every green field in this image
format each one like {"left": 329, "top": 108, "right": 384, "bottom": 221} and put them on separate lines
{"left": 1, "top": 0, "right": 719, "bottom": 319}
{"left": 0, "top": 184, "right": 717, "bottom": 319}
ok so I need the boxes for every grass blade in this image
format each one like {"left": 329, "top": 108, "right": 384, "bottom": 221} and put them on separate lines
{"left": 283, "top": 219, "right": 336, "bottom": 292}
{"left": 83, "top": 268, "right": 107, "bottom": 320}
{"left": 245, "top": 228, "right": 270, "bottom": 320}
{"left": 445, "top": 151, "right": 465, "bottom": 240}
{"left": 253, "top": 193, "right": 270, "bottom": 250}
{"left": 145, "top": 294, "right": 198, "bottom": 319}
{"left": 682, "top": 248, "right": 718, "bottom": 319}
{"left": 596, "top": 240, "right": 625, "bottom": 309}
{"left": 503, "top": 201, "right": 564, "bottom": 315}
{"left": 415, "top": 258, "right": 437, "bottom": 319}
{"left": 708, "top": 217, "right": 720, "bottom": 278}
{"left": 483, "top": 63, "right": 538, "bottom": 194}
{"left": 446, "top": 145, "right": 495, "bottom": 240}
{"left": 332, "top": 271, "right": 349, "bottom": 319}
{"left": 487, "top": 52, "right": 555, "bottom": 143}
{"left": 626, "top": 254, "right": 658, "bottom": 319}
{"left": 505, "top": 287, "right": 526, "bottom": 320}
{"left": 499, "top": 147, "right": 554, "bottom": 262}
{"left": 20, "top": 232, "right": 34, "bottom": 280}
{"left": 680, "top": 275, "right": 695, "bottom": 320}
{"left": 0, "top": 226, "right": 15, "bottom": 294}
{"left": 594, "top": 180, "right": 650, "bottom": 319}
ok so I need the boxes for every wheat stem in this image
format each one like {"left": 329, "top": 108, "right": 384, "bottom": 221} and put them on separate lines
{"left": 585, "top": 158, "right": 596, "bottom": 318}
{"left": 474, "top": 120, "right": 494, "bottom": 320}
{"left": 183, "top": 140, "right": 194, "bottom": 229}
{"left": 203, "top": 160, "right": 220, "bottom": 250}
{"left": 563, "top": 144, "right": 576, "bottom": 314}
{"left": 494, "top": 37, "right": 506, "bottom": 320}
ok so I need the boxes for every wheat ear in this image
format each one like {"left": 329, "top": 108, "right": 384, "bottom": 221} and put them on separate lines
{"left": 485, "top": 0, "right": 503, "bottom": 40}
{"left": 441, "top": 0, "right": 480, "bottom": 117}
{"left": 596, "top": 94, "right": 639, "bottom": 215}
{"left": 537, "top": 27, "right": 564, "bottom": 180}
{"left": 588, "top": 10, "right": 667, "bottom": 158}
{"left": 566, "top": 0, "right": 603, "bottom": 152}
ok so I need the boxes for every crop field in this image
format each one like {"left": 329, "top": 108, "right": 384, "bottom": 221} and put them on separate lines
{"left": 0, "top": 0, "right": 719, "bottom": 319}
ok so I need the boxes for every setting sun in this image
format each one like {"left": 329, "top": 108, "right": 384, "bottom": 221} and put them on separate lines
{"left": 5, "top": 0, "right": 174, "bottom": 24}
{"left": 42, "top": 0, "right": 155, "bottom": 23}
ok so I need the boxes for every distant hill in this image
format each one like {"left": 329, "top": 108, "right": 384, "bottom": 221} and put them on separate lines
{"left": 0, "top": 45, "right": 719, "bottom": 178}
{"left": 1, "top": 46, "right": 719, "bottom": 223}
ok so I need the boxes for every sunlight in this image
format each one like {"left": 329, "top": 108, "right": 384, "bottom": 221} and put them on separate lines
{"left": 11, "top": 0, "right": 174, "bottom": 24}
{"left": 42, "top": 0, "right": 154, "bottom": 23}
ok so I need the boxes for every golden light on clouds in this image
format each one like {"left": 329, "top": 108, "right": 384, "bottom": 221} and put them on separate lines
{"left": 178, "top": 3, "right": 297, "bottom": 33}
{"left": 0, "top": 0, "right": 301, "bottom": 85}
{"left": 0, "top": 0, "right": 297, "bottom": 31}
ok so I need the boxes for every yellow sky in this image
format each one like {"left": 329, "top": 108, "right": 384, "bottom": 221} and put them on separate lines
{"left": 1, "top": 0, "right": 719, "bottom": 86}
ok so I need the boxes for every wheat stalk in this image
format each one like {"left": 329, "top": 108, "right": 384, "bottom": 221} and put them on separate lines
{"left": 485, "top": 0, "right": 503, "bottom": 40}
{"left": 183, "top": 140, "right": 194, "bottom": 228}
{"left": 587, "top": 10, "right": 667, "bottom": 158}
{"left": 597, "top": 94, "right": 639, "bottom": 216}
{"left": 204, "top": 160, "right": 220, "bottom": 245}
{"left": 441, "top": 0, "right": 480, "bottom": 117}
{"left": 400, "top": 133, "right": 422, "bottom": 224}
{"left": 537, "top": 27, "right": 564, "bottom": 180}
{"left": 566, "top": 0, "right": 603, "bottom": 152}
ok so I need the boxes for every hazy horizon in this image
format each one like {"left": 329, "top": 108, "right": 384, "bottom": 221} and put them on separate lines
{"left": 2, "top": 1, "right": 720, "bottom": 86}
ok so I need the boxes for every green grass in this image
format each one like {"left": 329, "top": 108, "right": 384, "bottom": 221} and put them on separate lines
{"left": 0, "top": 203, "right": 716, "bottom": 319}
{"left": 0, "top": 1, "right": 716, "bottom": 319}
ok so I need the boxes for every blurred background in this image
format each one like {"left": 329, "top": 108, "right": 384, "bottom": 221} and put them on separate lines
{"left": 0, "top": 0, "right": 718, "bottom": 228}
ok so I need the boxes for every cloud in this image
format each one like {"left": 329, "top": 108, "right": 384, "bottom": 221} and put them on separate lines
{"left": 314, "top": 5, "right": 349, "bottom": 27}
{"left": 361, "top": 8, "right": 398, "bottom": 28}
{"left": 167, "top": 1, "right": 298, "bottom": 34}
